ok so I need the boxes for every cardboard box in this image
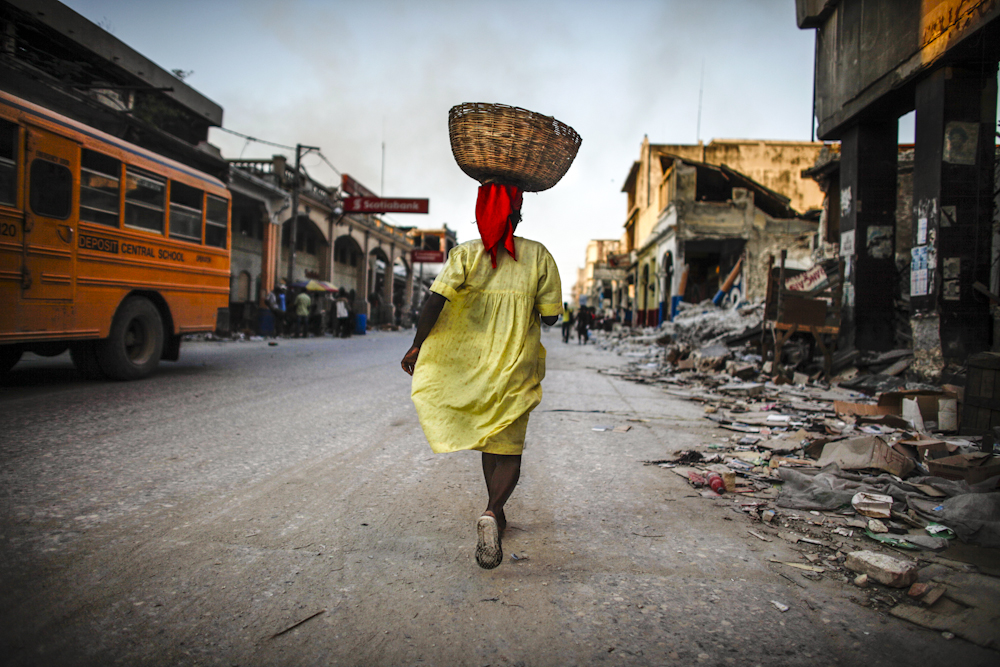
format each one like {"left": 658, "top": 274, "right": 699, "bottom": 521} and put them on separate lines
{"left": 895, "top": 439, "right": 955, "bottom": 462}
{"left": 817, "top": 435, "right": 916, "bottom": 477}
{"left": 834, "top": 401, "right": 897, "bottom": 417}
{"left": 926, "top": 453, "right": 1000, "bottom": 484}
{"left": 877, "top": 389, "right": 960, "bottom": 426}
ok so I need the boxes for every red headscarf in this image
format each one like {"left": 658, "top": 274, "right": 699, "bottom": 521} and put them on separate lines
{"left": 475, "top": 183, "right": 523, "bottom": 268}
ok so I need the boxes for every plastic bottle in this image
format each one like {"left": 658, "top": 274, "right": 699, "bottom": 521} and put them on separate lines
{"left": 707, "top": 472, "right": 725, "bottom": 494}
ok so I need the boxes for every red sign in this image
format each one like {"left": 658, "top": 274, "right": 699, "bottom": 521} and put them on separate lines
{"left": 412, "top": 249, "right": 445, "bottom": 263}
{"left": 343, "top": 197, "right": 429, "bottom": 214}
{"left": 341, "top": 174, "right": 376, "bottom": 198}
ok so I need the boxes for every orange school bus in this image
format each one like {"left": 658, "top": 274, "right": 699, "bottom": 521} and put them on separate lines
{"left": 0, "top": 91, "right": 231, "bottom": 380}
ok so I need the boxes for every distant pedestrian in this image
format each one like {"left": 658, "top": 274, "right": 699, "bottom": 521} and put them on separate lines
{"left": 266, "top": 285, "right": 287, "bottom": 337}
{"left": 293, "top": 288, "right": 311, "bottom": 338}
{"left": 561, "top": 302, "right": 574, "bottom": 343}
{"left": 335, "top": 289, "right": 351, "bottom": 338}
{"left": 576, "top": 305, "right": 590, "bottom": 344}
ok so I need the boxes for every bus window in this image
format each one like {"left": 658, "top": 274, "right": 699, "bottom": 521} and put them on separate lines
{"left": 205, "top": 195, "right": 228, "bottom": 248}
{"left": 124, "top": 168, "right": 165, "bottom": 233}
{"left": 169, "top": 181, "right": 203, "bottom": 242}
{"left": 80, "top": 149, "right": 121, "bottom": 227}
{"left": 0, "top": 119, "right": 16, "bottom": 206}
{"left": 29, "top": 159, "right": 72, "bottom": 219}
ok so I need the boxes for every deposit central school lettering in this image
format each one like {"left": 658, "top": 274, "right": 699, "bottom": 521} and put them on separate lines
{"left": 78, "top": 234, "right": 185, "bottom": 261}
{"left": 122, "top": 243, "right": 155, "bottom": 258}
{"left": 78, "top": 234, "right": 118, "bottom": 254}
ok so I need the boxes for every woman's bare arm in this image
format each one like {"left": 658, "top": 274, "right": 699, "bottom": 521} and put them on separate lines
{"left": 401, "top": 292, "right": 447, "bottom": 375}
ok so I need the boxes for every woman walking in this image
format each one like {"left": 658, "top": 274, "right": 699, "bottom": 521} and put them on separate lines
{"left": 401, "top": 183, "right": 561, "bottom": 569}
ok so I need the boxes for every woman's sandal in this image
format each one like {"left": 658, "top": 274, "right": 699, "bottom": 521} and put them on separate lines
{"left": 476, "top": 515, "right": 503, "bottom": 569}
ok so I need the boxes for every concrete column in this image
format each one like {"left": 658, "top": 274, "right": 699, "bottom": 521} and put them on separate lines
{"left": 911, "top": 66, "right": 998, "bottom": 378}
{"left": 324, "top": 216, "right": 335, "bottom": 283}
{"left": 361, "top": 231, "right": 371, "bottom": 320}
{"left": 383, "top": 244, "right": 395, "bottom": 312}
{"left": 260, "top": 216, "right": 278, "bottom": 304}
{"left": 403, "top": 253, "right": 414, "bottom": 313}
{"left": 839, "top": 121, "right": 898, "bottom": 352}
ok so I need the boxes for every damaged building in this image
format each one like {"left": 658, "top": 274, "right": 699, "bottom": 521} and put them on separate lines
{"left": 613, "top": 138, "right": 826, "bottom": 326}
{"left": 796, "top": 0, "right": 1000, "bottom": 379}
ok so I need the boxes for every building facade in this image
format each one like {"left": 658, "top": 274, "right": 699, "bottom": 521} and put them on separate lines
{"left": 228, "top": 158, "right": 417, "bottom": 330}
{"left": 617, "top": 137, "right": 825, "bottom": 326}
{"left": 798, "top": 0, "right": 1000, "bottom": 378}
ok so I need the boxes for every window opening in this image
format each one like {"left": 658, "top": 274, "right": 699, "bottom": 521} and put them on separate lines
{"left": 0, "top": 119, "right": 17, "bottom": 206}
{"left": 29, "top": 159, "right": 72, "bottom": 219}
{"left": 205, "top": 195, "right": 228, "bottom": 248}
{"left": 80, "top": 149, "right": 121, "bottom": 227}
{"left": 124, "top": 168, "right": 165, "bottom": 233}
{"left": 169, "top": 181, "right": 204, "bottom": 242}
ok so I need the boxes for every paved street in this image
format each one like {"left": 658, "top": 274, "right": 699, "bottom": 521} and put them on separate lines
{"left": 0, "top": 329, "right": 995, "bottom": 666}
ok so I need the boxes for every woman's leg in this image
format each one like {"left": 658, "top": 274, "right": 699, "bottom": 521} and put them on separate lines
{"left": 481, "top": 452, "right": 521, "bottom": 531}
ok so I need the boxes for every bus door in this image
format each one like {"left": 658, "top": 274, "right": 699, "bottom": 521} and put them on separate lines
{"left": 23, "top": 125, "right": 76, "bottom": 301}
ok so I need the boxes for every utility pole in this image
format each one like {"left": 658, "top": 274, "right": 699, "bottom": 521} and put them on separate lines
{"left": 287, "top": 143, "right": 320, "bottom": 285}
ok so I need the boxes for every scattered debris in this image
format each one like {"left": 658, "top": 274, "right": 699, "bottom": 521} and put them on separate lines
{"left": 890, "top": 564, "right": 1000, "bottom": 649}
{"left": 770, "top": 600, "right": 790, "bottom": 613}
{"left": 769, "top": 558, "right": 825, "bottom": 573}
{"left": 593, "top": 307, "right": 999, "bottom": 644}
{"left": 268, "top": 609, "right": 326, "bottom": 640}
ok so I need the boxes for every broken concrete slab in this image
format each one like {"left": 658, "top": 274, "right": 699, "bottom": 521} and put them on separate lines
{"left": 891, "top": 564, "right": 1000, "bottom": 649}
{"left": 845, "top": 550, "right": 918, "bottom": 588}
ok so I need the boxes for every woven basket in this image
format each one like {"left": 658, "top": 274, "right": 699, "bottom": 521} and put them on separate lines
{"left": 448, "top": 103, "right": 582, "bottom": 192}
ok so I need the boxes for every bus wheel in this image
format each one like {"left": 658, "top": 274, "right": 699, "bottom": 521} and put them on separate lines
{"left": 97, "top": 297, "right": 164, "bottom": 380}
{"left": 70, "top": 342, "right": 106, "bottom": 380}
{"left": 0, "top": 345, "right": 22, "bottom": 375}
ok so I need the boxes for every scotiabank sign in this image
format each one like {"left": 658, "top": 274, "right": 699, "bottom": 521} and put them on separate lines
{"left": 412, "top": 249, "right": 445, "bottom": 263}
{"left": 343, "top": 197, "right": 429, "bottom": 214}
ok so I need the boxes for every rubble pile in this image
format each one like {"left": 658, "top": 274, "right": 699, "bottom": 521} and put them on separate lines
{"left": 590, "top": 302, "right": 1000, "bottom": 649}
{"left": 659, "top": 301, "right": 763, "bottom": 348}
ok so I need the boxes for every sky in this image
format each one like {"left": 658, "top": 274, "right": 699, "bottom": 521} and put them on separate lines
{"left": 63, "top": 0, "right": 823, "bottom": 300}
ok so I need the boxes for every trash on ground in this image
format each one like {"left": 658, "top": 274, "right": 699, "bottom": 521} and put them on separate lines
{"left": 590, "top": 309, "right": 999, "bottom": 643}
{"left": 852, "top": 492, "right": 894, "bottom": 519}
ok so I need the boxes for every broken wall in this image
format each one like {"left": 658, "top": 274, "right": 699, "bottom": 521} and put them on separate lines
{"left": 745, "top": 212, "right": 817, "bottom": 303}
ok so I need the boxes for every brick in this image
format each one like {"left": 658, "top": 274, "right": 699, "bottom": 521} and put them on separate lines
{"left": 844, "top": 550, "right": 918, "bottom": 588}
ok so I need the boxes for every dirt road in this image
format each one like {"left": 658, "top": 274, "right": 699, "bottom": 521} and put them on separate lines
{"left": 0, "top": 329, "right": 993, "bottom": 666}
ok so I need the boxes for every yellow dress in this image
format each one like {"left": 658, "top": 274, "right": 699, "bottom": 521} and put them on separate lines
{"left": 411, "top": 237, "right": 562, "bottom": 455}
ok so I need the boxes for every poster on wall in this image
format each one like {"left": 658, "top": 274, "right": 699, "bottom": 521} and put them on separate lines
{"left": 840, "top": 229, "right": 855, "bottom": 257}
{"left": 866, "top": 226, "right": 893, "bottom": 259}
{"left": 911, "top": 246, "right": 929, "bottom": 296}
{"left": 943, "top": 121, "right": 979, "bottom": 165}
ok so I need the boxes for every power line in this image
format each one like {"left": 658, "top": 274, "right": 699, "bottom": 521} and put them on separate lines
{"left": 215, "top": 126, "right": 295, "bottom": 151}
{"left": 216, "top": 127, "right": 346, "bottom": 189}
{"left": 317, "top": 152, "right": 342, "bottom": 178}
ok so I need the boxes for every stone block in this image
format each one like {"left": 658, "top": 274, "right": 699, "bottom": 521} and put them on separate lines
{"left": 845, "top": 550, "right": 917, "bottom": 588}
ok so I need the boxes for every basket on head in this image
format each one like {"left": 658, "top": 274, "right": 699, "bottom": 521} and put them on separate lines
{"left": 448, "top": 103, "right": 582, "bottom": 193}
